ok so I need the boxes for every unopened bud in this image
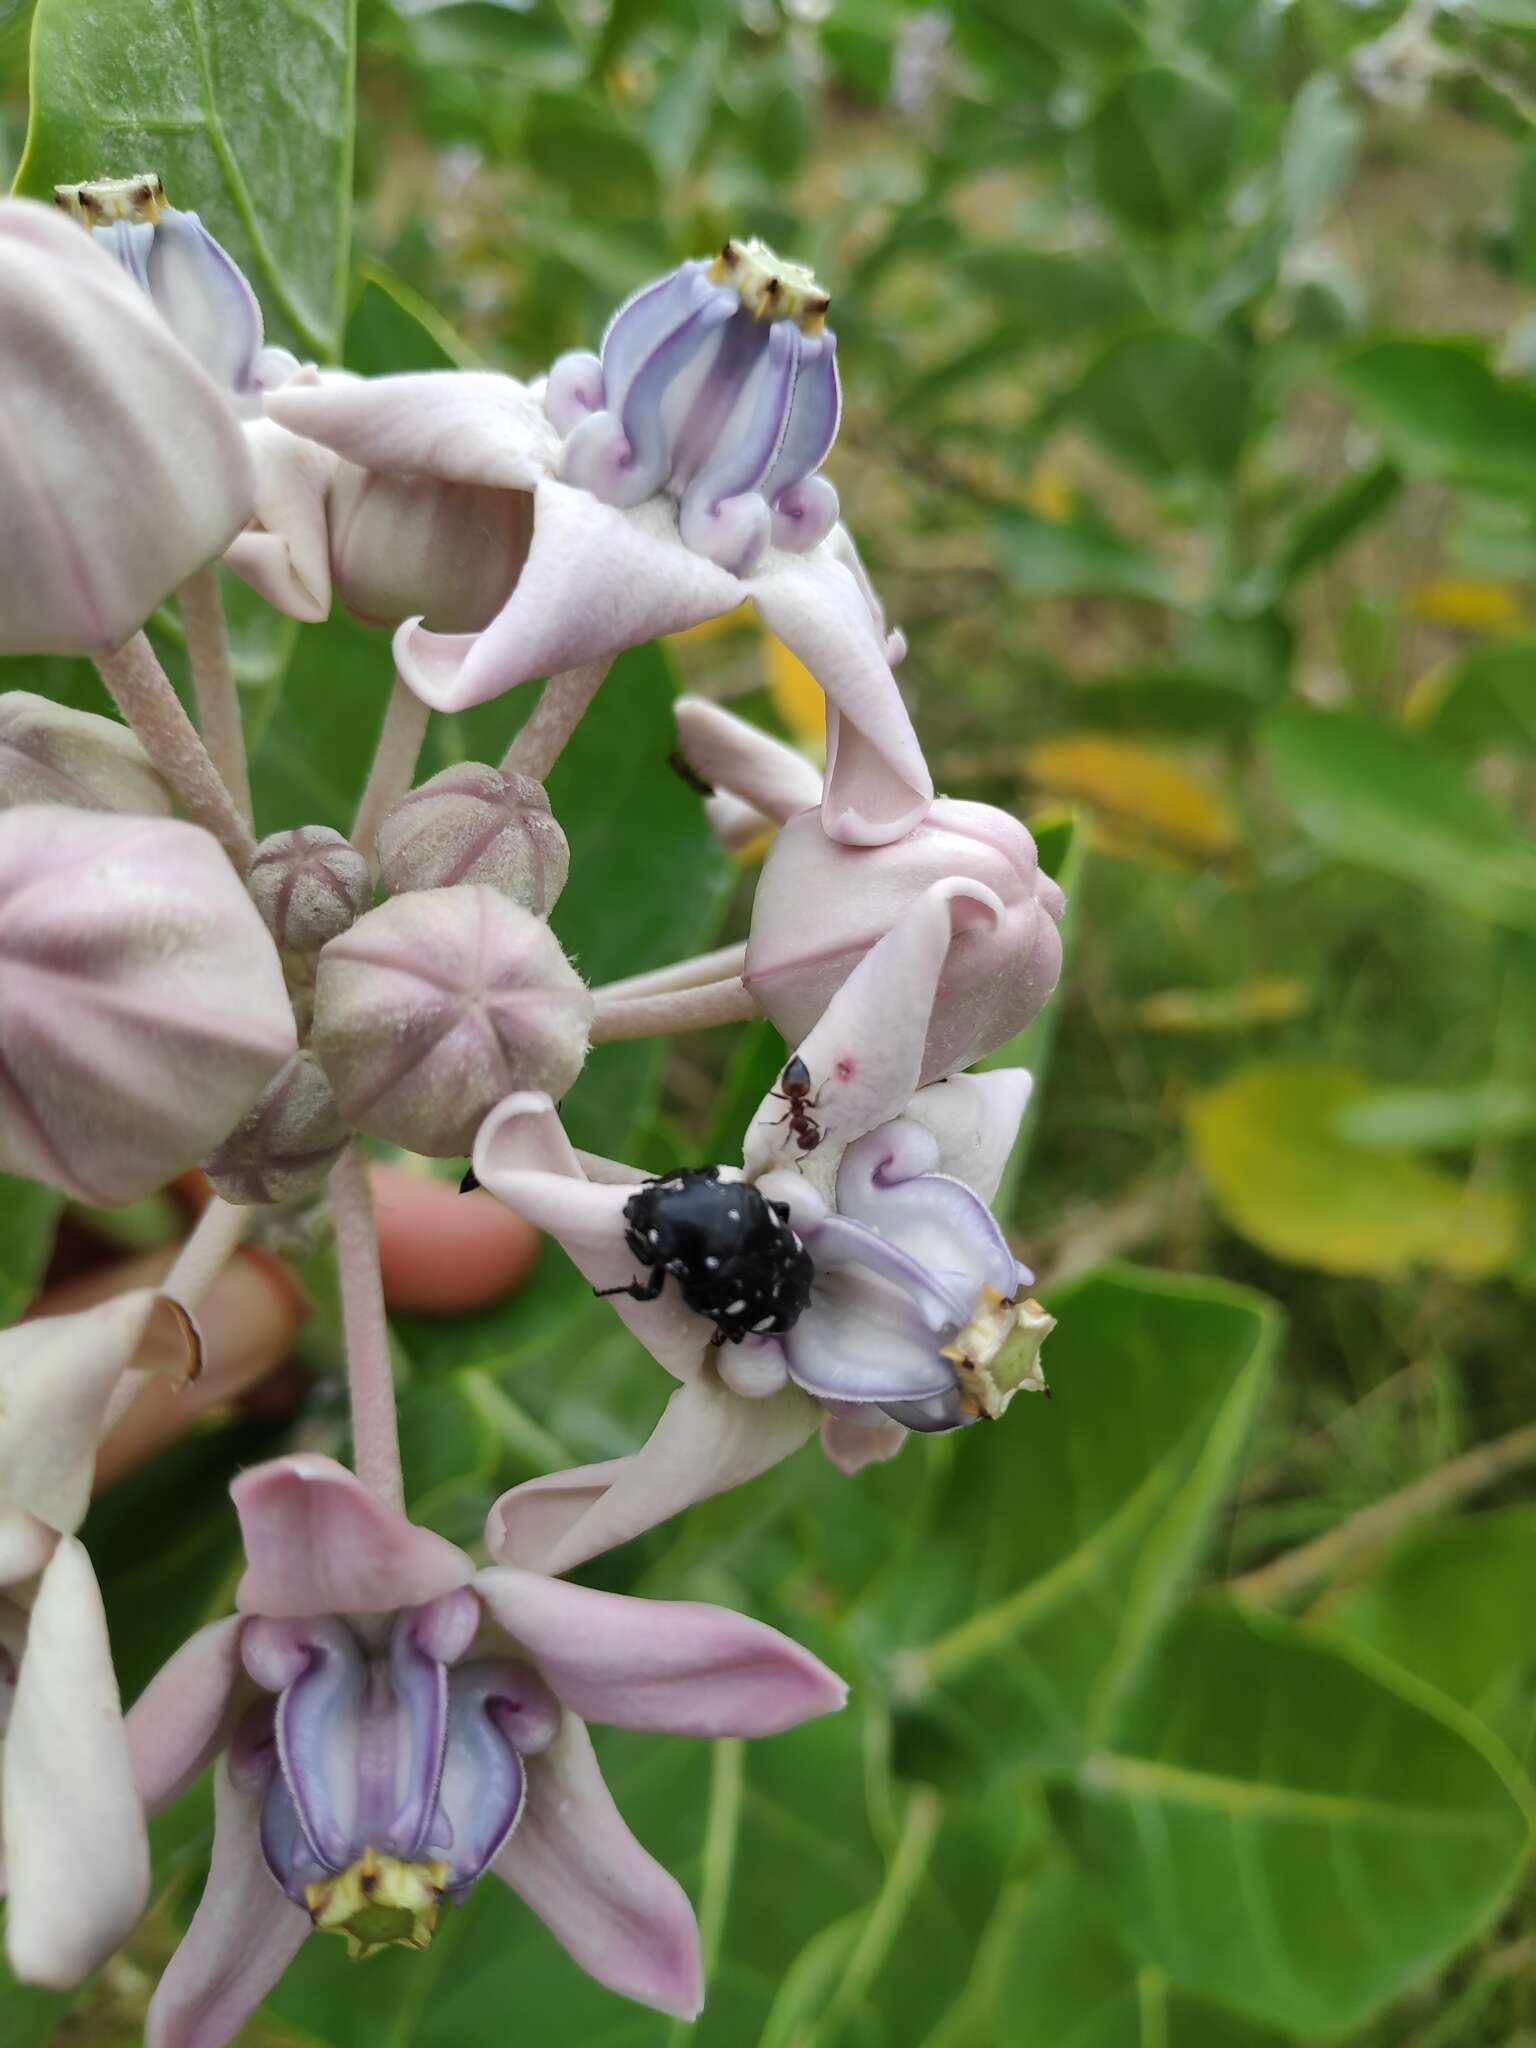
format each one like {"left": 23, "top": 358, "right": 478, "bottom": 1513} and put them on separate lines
{"left": 745, "top": 801, "right": 1065, "bottom": 1083}
{"left": 202, "top": 1052, "right": 349, "bottom": 1205}
{"left": 328, "top": 463, "right": 532, "bottom": 633}
{"left": 375, "top": 764, "right": 569, "bottom": 916}
{"left": 312, "top": 886, "right": 592, "bottom": 1156}
{"left": 0, "top": 691, "right": 172, "bottom": 817}
{"left": 247, "top": 826, "right": 372, "bottom": 958}
{"left": 0, "top": 808, "right": 295, "bottom": 1203}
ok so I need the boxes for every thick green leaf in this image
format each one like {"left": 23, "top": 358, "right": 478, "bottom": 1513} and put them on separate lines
{"left": 1051, "top": 1600, "right": 1531, "bottom": 2036}
{"left": 1332, "top": 1078, "right": 1536, "bottom": 1148}
{"left": 16, "top": 0, "right": 357, "bottom": 359}
{"left": 959, "top": 247, "right": 1145, "bottom": 337}
{"left": 1279, "top": 72, "right": 1359, "bottom": 231}
{"left": 1419, "top": 638, "right": 1536, "bottom": 753}
{"left": 1273, "top": 458, "right": 1402, "bottom": 587}
{"left": 1087, "top": 66, "right": 1238, "bottom": 239}
{"left": 932, "top": 1856, "right": 1287, "bottom": 2048}
{"left": 861, "top": 1266, "right": 1277, "bottom": 1777}
{"left": 993, "top": 505, "right": 1173, "bottom": 605}
{"left": 1069, "top": 329, "right": 1251, "bottom": 478}
{"left": 0, "top": 1171, "right": 61, "bottom": 1326}
{"left": 1334, "top": 339, "right": 1536, "bottom": 496}
{"left": 1324, "top": 1508, "right": 1536, "bottom": 1766}
{"left": 1263, "top": 702, "right": 1536, "bottom": 931}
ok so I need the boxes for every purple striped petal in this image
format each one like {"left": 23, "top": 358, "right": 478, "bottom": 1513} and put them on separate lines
{"left": 782, "top": 1251, "right": 957, "bottom": 1408}
{"left": 835, "top": 1126, "right": 1020, "bottom": 1300}
{"left": 764, "top": 334, "right": 840, "bottom": 500}
{"left": 427, "top": 1661, "right": 538, "bottom": 1891}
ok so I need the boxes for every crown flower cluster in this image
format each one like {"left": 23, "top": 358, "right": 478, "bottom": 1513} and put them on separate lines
{"left": 0, "top": 179, "right": 1065, "bottom": 2042}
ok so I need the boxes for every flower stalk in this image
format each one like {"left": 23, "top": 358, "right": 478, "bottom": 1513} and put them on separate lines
{"left": 327, "top": 1143, "right": 405, "bottom": 1512}
{"left": 501, "top": 660, "right": 611, "bottom": 783}
{"left": 92, "top": 633, "right": 257, "bottom": 872}
{"left": 178, "top": 566, "right": 252, "bottom": 824}
{"left": 351, "top": 672, "right": 433, "bottom": 867}
{"left": 589, "top": 975, "right": 759, "bottom": 1042}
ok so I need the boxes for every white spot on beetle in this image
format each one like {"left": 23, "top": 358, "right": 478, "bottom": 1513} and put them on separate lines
{"left": 726, "top": 1298, "right": 747, "bottom": 1315}
{"left": 753, "top": 1315, "right": 776, "bottom": 1332}
{"left": 704, "top": 1255, "right": 720, "bottom": 1270}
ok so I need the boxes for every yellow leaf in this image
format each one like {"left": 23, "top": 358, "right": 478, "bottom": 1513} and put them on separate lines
{"left": 1021, "top": 734, "right": 1238, "bottom": 864}
{"left": 762, "top": 633, "right": 827, "bottom": 752}
{"left": 1186, "top": 1060, "right": 1518, "bottom": 1279}
{"left": 1406, "top": 580, "right": 1524, "bottom": 633}
{"left": 1136, "top": 978, "right": 1313, "bottom": 1033}
{"left": 668, "top": 602, "right": 755, "bottom": 647}
{"left": 1024, "top": 465, "right": 1074, "bottom": 522}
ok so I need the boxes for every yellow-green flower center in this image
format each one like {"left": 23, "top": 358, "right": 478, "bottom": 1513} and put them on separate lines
{"left": 305, "top": 1847, "right": 451, "bottom": 1961}
{"left": 707, "top": 238, "right": 830, "bottom": 335}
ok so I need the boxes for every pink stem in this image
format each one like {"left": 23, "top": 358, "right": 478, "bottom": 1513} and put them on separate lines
{"left": 178, "top": 566, "right": 253, "bottom": 823}
{"left": 94, "top": 632, "right": 257, "bottom": 871}
{"left": 501, "top": 660, "right": 611, "bottom": 782}
{"left": 352, "top": 672, "right": 432, "bottom": 868}
{"left": 595, "top": 940, "right": 748, "bottom": 1001}
{"left": 328, "top": 1143, "right": 404, "bottom": 1511}
{"left": 590, "top": 975, "right": 759, "bottom": 1042}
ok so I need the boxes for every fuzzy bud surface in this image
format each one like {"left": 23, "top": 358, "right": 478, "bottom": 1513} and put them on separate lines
{"left": 312, "top": 885, "right": 592, "bottom": 1155}
{"left": 247, "top": 825, "right": 372, "bottom": 958}
{"left": 0, "top": 808, "right": 296, "bottom": 1203}
{"left": 0, "top": 692, "right": 172, "bottom": 817}
{"left": 375, "top": 763, "right": 569, "bottom": 915}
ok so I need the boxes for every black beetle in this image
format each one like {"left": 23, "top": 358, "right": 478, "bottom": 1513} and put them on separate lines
{"left": 595, "top": 1165, "right": 814, "bottom": 1345}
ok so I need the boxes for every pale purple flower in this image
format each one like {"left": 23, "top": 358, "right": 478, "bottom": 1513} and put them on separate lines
{"left": 677, "top": 696, "right": 1065, "bottom": 1083}
{"left": 311, "top": 884, "right": 593, "bottom": 1156}
{"left": 472, "top": 885, "right": 1051, "bottom": 1571}
{"left": 0, "top": 200, "right": 254, "bottom": 658}
{"left": 57, "top": 176, "right": 300, "bottom": 417}
{"left": 128, "top": 1454, "right": 845, "bottom": 2046}
{"left": 544, "top": 237, "right": 840, "bottom": 572}
{"left": 261, "top": 253, "right": 932, "bottom": 846}
{"left": 0, "top": 808, "right": 297, "bottom": 1204}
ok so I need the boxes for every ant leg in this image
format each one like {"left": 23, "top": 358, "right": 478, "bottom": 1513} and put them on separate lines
{"left": 593, "top": 1267, "right": 668, "bottom": 1303}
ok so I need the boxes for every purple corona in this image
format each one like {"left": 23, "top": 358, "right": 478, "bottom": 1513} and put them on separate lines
{"left": 545, "top": 238, "right": 842, "bottom": 575}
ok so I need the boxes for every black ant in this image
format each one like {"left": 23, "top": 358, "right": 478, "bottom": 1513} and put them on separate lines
{"left": 768, "top": 1055, "right": 824, "bottom": 1153}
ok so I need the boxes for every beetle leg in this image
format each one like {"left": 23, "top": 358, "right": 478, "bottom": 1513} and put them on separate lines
{"left": 593, "top": 1267, "right": 668, "bottom": 1303}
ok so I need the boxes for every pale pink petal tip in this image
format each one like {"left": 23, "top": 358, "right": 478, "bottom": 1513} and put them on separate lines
{"left": 232, "top": 1454, "right": 474, "bottom": 1618}
{"left": 494, "top": 1716, "right": 704, "bottom": 2019}
{"left": 477, "top": 1565, "right": 846, "bottom": 1738}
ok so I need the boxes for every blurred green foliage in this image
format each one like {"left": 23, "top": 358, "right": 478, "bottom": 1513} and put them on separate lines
{"left": 5, "top": 0, "right": 1536, "bottom": 2042}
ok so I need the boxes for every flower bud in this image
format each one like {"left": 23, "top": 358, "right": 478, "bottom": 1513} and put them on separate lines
{"left": 546, "top": 237, "right": 841, "bottom": 575}
{"left": 312, "top": 886, "right": 592, "bottom": 1156}
{"left": 328, "top": 461, "right": 533, "bottom": 632}
{"left": 374, "top": 763, "right": 569, "bottom": 915}
{"left": 56, "top": 175, "right": 298, "bottom": 415}
{"left": 202, "top": 1051, "right": 349, "bottom": 1204}
{"left": 0, "top": 200, "right": 254, "bottom": 658}
{"left": 744, "top": 802, "right": 1064, "bottom": 1083}
{"left": 247, "top": 826, "right": 372, "bottom": 958}
{"left": 0, "top": 808, "right": 296, "bottom": 1203}
{"left": 0, "top": 692, "right": 172, "bottom": 817}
